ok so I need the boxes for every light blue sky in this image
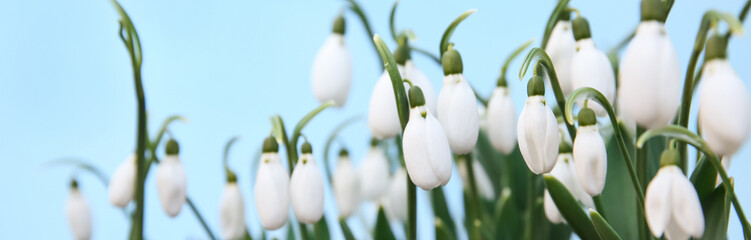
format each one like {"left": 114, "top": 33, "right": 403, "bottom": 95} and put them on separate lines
{"left": 1, "top": 0, "right": 750, "bottom": 239}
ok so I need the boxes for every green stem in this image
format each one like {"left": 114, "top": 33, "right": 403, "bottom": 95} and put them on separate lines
{"left": 323, "top": 116, "right": 361, "bottom": 184}
{"left": 299, "top": 223, "right": 310, "bottom": 240}
{"left": 344, "top": 0, "right": 382, "bottom": 71}
{"left": 635, "top": 126, "right": 650, "bottom": 240}
{"left": 410, "top": 47, "right": 441, "bottom": 64}
{"left": 524, "top": 173, "right": 536, "bottom": 240}
{"left": 222, "top": 135, "right": 242, "bottom": 169}
{"left": 186, "top": 198, "right": 218, "bottom": 240}
{"left": 592, "top": 195, "right": 607, "bottom": 221}
{"left": 463, "top": 154, "right": 482, "bottom": 234}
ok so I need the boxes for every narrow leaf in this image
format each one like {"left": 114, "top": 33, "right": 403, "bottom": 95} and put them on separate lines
{"left": 439, "top": 9, "right": 477, "bottom": 56}
{"left": 374, "top": 206, "right": 396, "bottom": 240}
{"left": 314, "top": 215, "right": 330, "bottom": 240}
{"left": 431, "top": 187, "right": 457, "bottom": 239}
{"left": 339, "top": 218, "right": 356, "bottom": 240}
{"left": 700, "top": 185, "right": 731, "bottom": 240}
{"left": 590, "top": 209, "right": 623, "bottom": 240}
{"left": 543, "top": 175, "right": 600, "bottom": 240}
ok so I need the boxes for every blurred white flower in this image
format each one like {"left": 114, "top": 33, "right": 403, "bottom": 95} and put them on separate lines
{"left": 645, "top": 165, "right": 704, "bottom": 240}
{"left": 311, "top": 16, "right": 351, "bottom": 107}
{"left": 518, "top": 76, "right": 560, "bottom": 174}
{"left": 698, "top": 58, "right": 751, "bottom": 156}
{"left": 404, "top": 87, "right": 453, "bottom": 190}
{"left": 437, "top": 48, "right": 479, "bottom": 154}
{"left": 220, "top": 180, "right": 246, "bottom": 240}
{"left": 108, "top": 154, "right": 135, "bottom": 208}
{"left": 359, "top": 143, "right": 390, "bottom": 201}
{"left": 290, "top": 143, "right": 324, "bottom": 224}
{"left": 333, "top": 151, "right": 360, "bottom": 218}
{"left": 572, "top": 108, "right": 607, "bottom": 196}
{"left": 157, "top": 140, "right": 187, "bottom": 217}
{"left": 457, "top": 157, "right": 494, "bottom": 200}
{"left": 66, "top": 181, "right": 92, "bottom": 240}
{"left": 570, "top": 17, "right": 616, "bottom": 117}
{"left": 544, "top": 19, "right": 576, "bottom": 96}
{"left": 254, "top": 138, "right": 289, "bottom": 230}
{"left": 487, "top": 86, "right": 517, "bottom": 154}
{"left": 384, "top": 168, "right": 408, "bottom": 222}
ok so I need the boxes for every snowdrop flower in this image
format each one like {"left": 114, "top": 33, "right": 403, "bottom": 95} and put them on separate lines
{"left": 572, "top": 108, "right": 607, "bottom": 196}
{"left": 254, "top": 137, "right": 289, "bottom": 230}
{"left": 290, "top": 142, "right": 324, "bottom": 224}
{"left": 437, "top": 46, "right": 479, "bottom": 154}
{"left": 570, "top": 17, "right": 616, "bottom": 117}
{"left": 518, "top": 76, "right": 560, "bottom": 174}
{"left": 157, "top": 139, "right": 187, "bottom": 217}
{"left": 359, "top": 139, "right": 390, "bottom": 200}
{"left": 619, "top": 0, "right": 681, "bottom": 129}
{"left": 311, "top": 15, "right": 351, "bottom": 107}
{"left": 369, "top": 43, "right": 437, "bottom": 139}
{"left": 403, "top": 86, "right": 453, "bottom": 190}
{"left": 544, "top": 144, "right": 596, "bottom": 224}
{"left": 66, "top": 180, "right": 92, "bottom": 240}
{"left": 108, "top": 154, "right": 135, "bottom": 208}
{"left": 544, "top": 10, "right": 576, "bottom": 96}
{"left": 457, "top": 157, "right": 494, "bottom": 200}
{"left": 487, "top": 76, "right": 517, "bottom": 155}
{"left": 333, "top": 149, "right": 360, "bottom": 218}
{"left": 220, "top": 171, "right": 246, "bottom": 240}
{"left": 645, "top": 149, "right": 704, "bottom": 240}
{"left": 384, "top": 168, "right": 407, "bottom": 222}
{"left": 698, "top": 34, "right": 751, "bottom": 156}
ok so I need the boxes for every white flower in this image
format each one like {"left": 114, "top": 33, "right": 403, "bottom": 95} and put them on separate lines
{"left": 108, "top": 154, "right": 135, "bottom": 208}
{"left": 220, "top": 181, "right": 246, "bottom": 240}
{"left": 698, "top": 59, "right": 751, "bottom": 156}
{"left": 290, "top": 145, "right": 324, "bottom": 224}
{"left": 544, "top": 20, "right": 576, "bottom": 96}
{"left": 403, "top": 87, "right": 453, "bottom": 190}
{"left": 543, "top": 152, "right": 596, "bottom": 224}
{"left": 157, "top": 154, "right": 187, "bottom": 217}
{"left": 383, "top": 168, "right": 408, "bottom": 222}
{"left": 333, "top": 152, "right": 360, "bottom": 218}
{"left": 311, "top": 16, "right": 351, "bottom": 107}
{"left": 487, "top": 86, "right": 517, "bottom": 154}
{"left": 619, "top": 20, "right": 681, "bottom": 129}
{"left": 645, "top": 165, "right": 704, "bottom": 239}
{"left": 254, "top": 149, "right": 289, "bottom": 230}
{"left": 570, "top": 37, "right": 616, "bottom": 116}
{"left": 66, "top": 182, "right": 92, "bottom": 240}
{"left": 368, "top": 60, "right": 437, "bottom": 139}
{"left": 518, "top": 77, "right": 560, "bottom": 174}
{"left": 572, "top": 109, "right": 607, "bottom": 196}
{"left": 359, "top": 145, "right": 390, "bottom": 200}
{"left": 437, "top": 48, "right": 479, "bottom": 154}
{"left": 457, "top": 157, "right": 494, "bottom": 200}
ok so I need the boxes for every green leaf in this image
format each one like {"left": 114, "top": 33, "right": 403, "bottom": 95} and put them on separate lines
{"left": 373, "top": 35, "right": 410, "bottom": 130}
{"left": 269, "top": 115, "right": 287, "bottom": 145}
{"left": 600, "top": 123, "right": 638, "bottom": 240}
{"left": 435, "top": 218, "right": 456, "bottom": 240}
{"left": 287, "top": 222, "right": 297, "bottom": 240}
{"left": 690, "top": 156, "right": 718, "bottom": 201}
{"left": 494, "top": 188, "right": 522, "bottom": 240}
{"left": 338, "top": 218, "right": 356, "bottom": 240}
{"left": 590, "top": 210, "right": 623, "bottom": 240}
{"left": 430, "top": 187, "right": 457, "bottom": 239}
{"left": 290, "top": 101, "right": 335, "bottom": 151}
{"left": 314, "top": 215, "right": 330, "bottom": 240}
{"left": 439, "top": 9, "right": 477, "bottom": 56}
{"left": 374, "top": 206, "right": 396, "bottom": 240}
{"left": 700, "top": 184, "right": 731, "bottom": 240}
{"left": 474, "top": 130, "right": 501, "bottom": 197}
{"left": 501, "top": 39, "right": 535, "bottom": 79}
{"left": 543, "top": 175, "right": 600, "bottom": 240}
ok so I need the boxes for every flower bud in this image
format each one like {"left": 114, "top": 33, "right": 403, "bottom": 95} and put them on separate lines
{"left": 220, "top": 181, "right": 246, "bottom": 240}
{"left": 66, "top": 180, "right": 92, "bottom": 240}
{"left": 437, "top": 48, "right": 479, "bottom": 154}
{"left": 157, "top": 139, "right": 187, "bottom": 217}
{"left": 254, "top": 136, "right": 289, "bottom": 230}
{"left": 108, "top": 154, "right": 136, "bottom": 208}
{"left": 518, "top": 77, "right": 560, "bottom": 174}
{"left": 290, "top": 143, "right": 324, "bottom": 224}
{"left": 487, "top": 86, "right": 517, "bottom": 154}
{"left": 359, "top": 141, "right": 390, "bottom": 200}
{"left": 311, "top": 16, "right": 352, "bottom": 107}
{"left": 573, "top": 108, "right": 607, "bottom": 196}
{"left": 403, "top": 101, "right": 453, "bottom": 190}
{"left": 333, "top": 150, "right": 360, "bottom": 218}
{"left": 645, "top": 164, "right": 704, "bottom": 239}
{"left": 619, "top": 19, "right": 681, "bottom": 129}
{"left": 544, "top": 18, "right": 576, "bottom": 97}
{"left": 570, "top": 17, "right": 616, "bottom": 117}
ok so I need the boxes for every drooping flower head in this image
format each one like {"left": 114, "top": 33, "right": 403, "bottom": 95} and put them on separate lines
{"left": 66, "top": 180, "right": 92, "bottom": 240}
{"left": 544, "top": 141, "right": 596, "bottom": 224}
{"left": 518, "top": 75, "right": 560, "bottom": 174}
{"left": 108, "top": 154, "right": 136, "bottom": 208}
{"left": 290, "top": 141, "right": 324, "bottom": 224}
{"left": 570, "top": 16, "right": 616, "bottom": 117}
{"left": 437, "top": 46, "right": 479, "bottom": 154}
{"left": 572, "top": 107, "right": 607, "bottom": 196}
{"left": 311, "top": 14, "right": 352, "bottom": 107}
{"left": 333, "top": 149, "right": 360, "bottom": 218}
{"left": 220, "top": 170, "right": 246, "bottom": 240}
{"left": 254, "top": 136, "right": 289, "bottom": 230}
{"left": 157, "top": 139, "right": 187, "bottom": 217}
{"left": 360, "top": 139, "right": 390, "bottom": 201}
{"left": 487, "top": 74, "right": 517, "bottom": 155}
{"left": 544, "top": 9, "right": 576, "bottom": 96}
{"left": 403, "top": 86, "right": 453, "bottom": 190}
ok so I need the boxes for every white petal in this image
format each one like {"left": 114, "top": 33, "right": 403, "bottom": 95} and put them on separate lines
{"left": 334, "top": 157, "right": 360, "bottom": 217}
{"left": 664, "top": 216, "right": 690, "bottom": 240}
{"left": 66, "top": 189, "right": 92, "bottom": 240}
{"left": 156, "top": 155, "right": 187, "bottom": 217}
{"left": 543, "top": 106, "right": 561, "bottom": 173}
{"left": 570, "top": 39, "right": 616, "bottom": 117}
{"left": 386, "top": 168, "right": 408, "bottom": 221}
{"left": 108, "top": 155, "right": 136, "bottom": 208}
{"left": 573, "top": 126, "right": 608, "bottom": 196}
{"left": 668, "top": 168, "right": 704, "bottom": 238}
{"left": 645, "top": 166, "right": 674, "bottom": 237}
{"left": 254, "top": 153, "right": 289, "bottom": 230}
{"left": 544, "top": 190, "right": 565, "bottom": 224}
{"left": 425, "top": 113, "right": 453, "bottom": 185}
{"left": 545, "top": 21, "right": 576, "bottom": 96}
{"left": 220, "top": 183, "right": 246, "bottom": 240}
{"left": 440, "top": 74, "right": 480, "bottom": 154}
{"left": 487, "top": 87, "right": 518, "bottom": 154}
{"left": 359, "top": 147, "right": 390, "bottom": 200}
{"left": 368, "top": 71, "right": 403, "bottom": 139}
{"left": 472, "top": 158, "right": 494, "bottom": 199}
{"left": 290, "top": 154, "right": 324, "bottom": 224}
{"left": 405, "top": 61, "right": 438, "bottom": 114}
{"left": 437, "top": 74, "right": 458, "bottom": 122}
{"left": 518, "top": 97, "right": 547, "bottom": 174}
{"left": 698, "top": 59, "right": 751, "bottom": 156}
{"left": 403, "top": 108, "right": 441, "bottom": 190}
{"left": 311, "top": 34, "right": 351, "bottom": 107}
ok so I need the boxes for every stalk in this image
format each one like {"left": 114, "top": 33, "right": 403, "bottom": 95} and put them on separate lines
{"left": 463, "top": 154, "right": 482, "bottom": 237}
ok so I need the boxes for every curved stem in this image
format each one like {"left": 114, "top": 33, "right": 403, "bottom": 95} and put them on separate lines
{"left": 439, "top": 9, "right": 476, "bottom": 57}
{"left": 541, "top": 0, "right": 571, "bottom": 48}
{"left": 389, "top": 0, "right": 400, "bottom": 41}
{"left": 186, "top": 198, "right": 218, "bottom": 240}
{"left": 222, "top": 135, "right": 242, "bottom": 170}
{"left": 323, "top": 116, "right": 362, "bottom": 184}
{"left": 501, "top": 39, "right": 534, "bottom": 79}
{"left": 344, "top": 0, "right": 382, "bottom": 71}
{"left": 410, "top": 47, "right": 441, "bottom": 64}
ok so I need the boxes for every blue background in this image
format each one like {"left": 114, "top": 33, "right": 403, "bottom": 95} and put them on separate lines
{"left": 1, "top": 0, "right": 750, "bottom": 239}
